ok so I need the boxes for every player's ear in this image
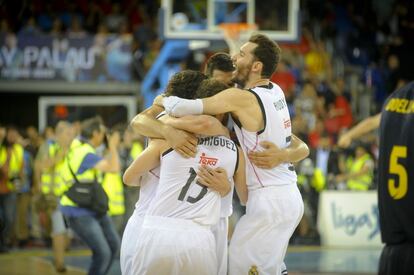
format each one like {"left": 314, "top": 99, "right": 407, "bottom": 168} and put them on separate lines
{"left": 252, "top": 61, "right": 263, "bottom": 74}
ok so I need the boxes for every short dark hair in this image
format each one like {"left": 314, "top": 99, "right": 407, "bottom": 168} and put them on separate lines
{"left": 205, "top": 52, "right": 235, "bottom": 77}
{"left": 249, "top": 34, "right": 281, "bottom": 78}
{"left": 195, "top": 79, "right": 230, "bottom": 99}
{"left": 81, "top": 116, "right": 104, "bottom": 140}
{"left": 164, "top": 70, "right": 208, "bottom": 99}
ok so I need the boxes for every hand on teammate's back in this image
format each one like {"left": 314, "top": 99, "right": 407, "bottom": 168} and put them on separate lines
{"left": 164, "top": 127, "right": 198, "bottom": 158}
{"left": 248, "top": 141, "right": 287, "bottom": 169}
{"left": 197, "top": 166, "right": 231, "bottom": 197}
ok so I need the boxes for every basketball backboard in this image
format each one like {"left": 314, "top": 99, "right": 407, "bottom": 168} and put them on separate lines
{"left": 160, "top": 0, "right": 300, "bottom": 42}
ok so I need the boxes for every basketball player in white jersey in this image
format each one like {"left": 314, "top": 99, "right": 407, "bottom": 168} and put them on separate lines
{"left": 157, "top": 33, "right": 305, "bottom": 275}
{"left": 205, "top": 52, "right": 301, "bottom": 275}
{"left": 120, "top": 72, "right": 235, "bottom": 275}
{"left": 132, "top": 70, "right": 307, "bottom": 275}
{"left": 127, "top": 81, "right": 247, "bottom": 275}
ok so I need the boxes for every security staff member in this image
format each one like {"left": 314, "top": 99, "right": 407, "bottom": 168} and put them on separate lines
{"left": 377, "top": 81, "right": 414, "bottom": 274}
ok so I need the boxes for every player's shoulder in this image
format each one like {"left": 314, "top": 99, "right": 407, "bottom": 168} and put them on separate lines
{"left": 391, "top": 81, "right": 414, "bottom": 99}
{"left": 249, "top": 82, "right": 283, "bottom": 97}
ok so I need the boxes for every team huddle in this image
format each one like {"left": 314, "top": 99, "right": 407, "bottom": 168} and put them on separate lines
{"left": 120, "top": 34, "right": 309, "bottom": 275}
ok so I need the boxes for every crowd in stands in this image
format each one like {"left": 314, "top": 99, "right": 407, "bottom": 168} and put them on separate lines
{"left": 1, "top": 0, "right": 414, "bottom": 253}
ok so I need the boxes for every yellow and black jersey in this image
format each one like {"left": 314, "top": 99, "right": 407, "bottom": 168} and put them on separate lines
{"left": 378, "top": 81, "right": 414, "bottom": 245}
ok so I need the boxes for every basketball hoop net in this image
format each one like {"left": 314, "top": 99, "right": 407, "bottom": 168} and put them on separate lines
{"left": 219, "top": 23, "right": 257, "bottom": 55}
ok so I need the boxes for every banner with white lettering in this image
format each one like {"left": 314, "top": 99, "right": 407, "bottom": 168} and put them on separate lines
{"left": 0, "top": 33, "right": 133, "bottom": 82}
{"left": 317, "top": 191, "right": 382, "bottom": 247}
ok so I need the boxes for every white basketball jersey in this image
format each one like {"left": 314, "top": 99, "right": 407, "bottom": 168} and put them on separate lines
{"left": 232, "top": 82, "right": 297, "bottom": 190}
{"left": 147, "top": 136, "right": 239, "bottom": 226}
{"left": 134, "top": 167, "right": 160, "bottom": 217}
{"left": 220, "top": 177, "right": 234, "bottom": 218}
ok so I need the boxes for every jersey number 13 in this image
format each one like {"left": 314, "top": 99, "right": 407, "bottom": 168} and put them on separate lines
{"left": 178, "top": 168, "right": 208, "bottom": 203}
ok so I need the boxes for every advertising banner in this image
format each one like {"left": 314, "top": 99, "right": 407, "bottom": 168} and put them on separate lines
{"left": 0, "top": 33, "right": 133, "bottom": 82}
{"left": 317, "top": 191, "right": 382, "bottom": 247}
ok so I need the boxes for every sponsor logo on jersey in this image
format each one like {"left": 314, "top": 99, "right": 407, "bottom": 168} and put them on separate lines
{"left": 199, "top": 153, "right": 218, "bottom": 166}
{"left": 284, "top": 119, "right": 291, "bottom": 129}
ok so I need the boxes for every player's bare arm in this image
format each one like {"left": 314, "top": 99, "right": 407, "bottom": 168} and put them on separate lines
{"left": 130, "top": 105, "right": 166, "bottom": 139}
{"left": 161, "top": 87, "right": 264, "bottom": 132}
{"left": 161, "top": 115, "right": 229, "bottom": 138}
{"left": 196, "top": 166, "right": 231, "bottom": 197}
{"left": 248, "top": 134, "right": 310, "bottom": 169}
{"left": 338, "top": 113, "right": 381, "bottom": 148}
{"left": 233, "top": 146, "right": 247, "bottom": 205}
{"left": 123, "top": 139, "right": 166, "bottom": 186}
{"left": 131, "top": 104, "right": 198, "bottom": 158}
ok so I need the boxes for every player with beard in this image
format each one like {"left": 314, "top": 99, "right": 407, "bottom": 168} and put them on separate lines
{"left": 157, "top": 34, "right": 306, "bottom": 275}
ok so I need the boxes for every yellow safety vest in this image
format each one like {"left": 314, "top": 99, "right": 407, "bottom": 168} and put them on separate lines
{"left": 0, "top": 143, "right": 24, "bottom": 191}
{"left": 311, "top": 168, "right": 326, "bottom": 192}
{"left": 296, "top": 168, "right": 326, "bottom": 192}
{"left": 130, "top": 141, "right": 143, "bottom": 159}
{"left": 102, "top": 172, "right": 125, "bottom": 216}
{"left": 40, "top": 142, "right": 68, "bottom": 196}
{"left": 347, "top": 153, "right": 373, "bottom": 191}
{"left": 60, "top": 142, "right": 102, "bottom": 207}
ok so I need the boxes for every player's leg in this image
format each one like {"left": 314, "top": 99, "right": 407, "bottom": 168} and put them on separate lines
{"left": 132, "top": 216, "right": 217, "bottom": 275}
{"left": 120, "top": 210, "right": 143, "bottom": 275}
{"left": 379, "top": 243, "right": 414, "bottom": 275}
{"left": 212, "top": 217, "right": 229, "bottom": 275}
{"left": 229, "top": 185, "right": 303, "bottom": 275}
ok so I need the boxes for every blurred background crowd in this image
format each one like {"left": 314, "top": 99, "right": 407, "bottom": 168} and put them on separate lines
{"left": 1, "top": 0, "right": 414, "bottom": 268}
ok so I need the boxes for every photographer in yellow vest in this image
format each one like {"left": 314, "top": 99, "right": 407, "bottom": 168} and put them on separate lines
{"left": 334, "top": 143, "right": 374, "bottom": 191}
{"left": 0, "top": 126, "right": 24, "bottom": 253}
{"left": 60, "top": 117, "right": 121, "bottom": 275}
{"left": 34, "top": 121, "right": 74, "bottom": 272}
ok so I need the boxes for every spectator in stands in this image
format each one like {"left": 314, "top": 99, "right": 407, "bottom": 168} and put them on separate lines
{"left": 294, "top": 82, "right": 318, "bottom": 132}
{"left": 327, "top": 78, "right": 353, "bottom": 132}
{"left": 67, "top": 16, "right": 86, "bottom": 38}
{"left": 106, "top": 22, "right": 133, "bottom": 82}
{"left": 0, "top": 19, "right": 10, "bottom": 39}
{"left": 85, "top": 3, "right": 103, "bottom": 33}
{"left": 271, "top": 59, "right": 296, "bottom": 100}
{"left": 308, "top": 119, "right": 325, "bottom": 149}
{"left": 37, "top": 3, "right": 54, "bottom": 32}
{"left": 305, "top": 40, "right": 332, "bottom": 81}
{"left": 50, "top": 17, "right": 64, "bottom": 38}
{"left": 18, "top": 16, "right": 41, "bottom": 37}
{"left": 105, "top": 3, "right": 126, "bottom": 33}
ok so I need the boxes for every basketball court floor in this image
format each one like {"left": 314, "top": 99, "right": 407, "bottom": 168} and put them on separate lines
{"left": 0, "top": 245, "right": 381, "bottom": 275}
